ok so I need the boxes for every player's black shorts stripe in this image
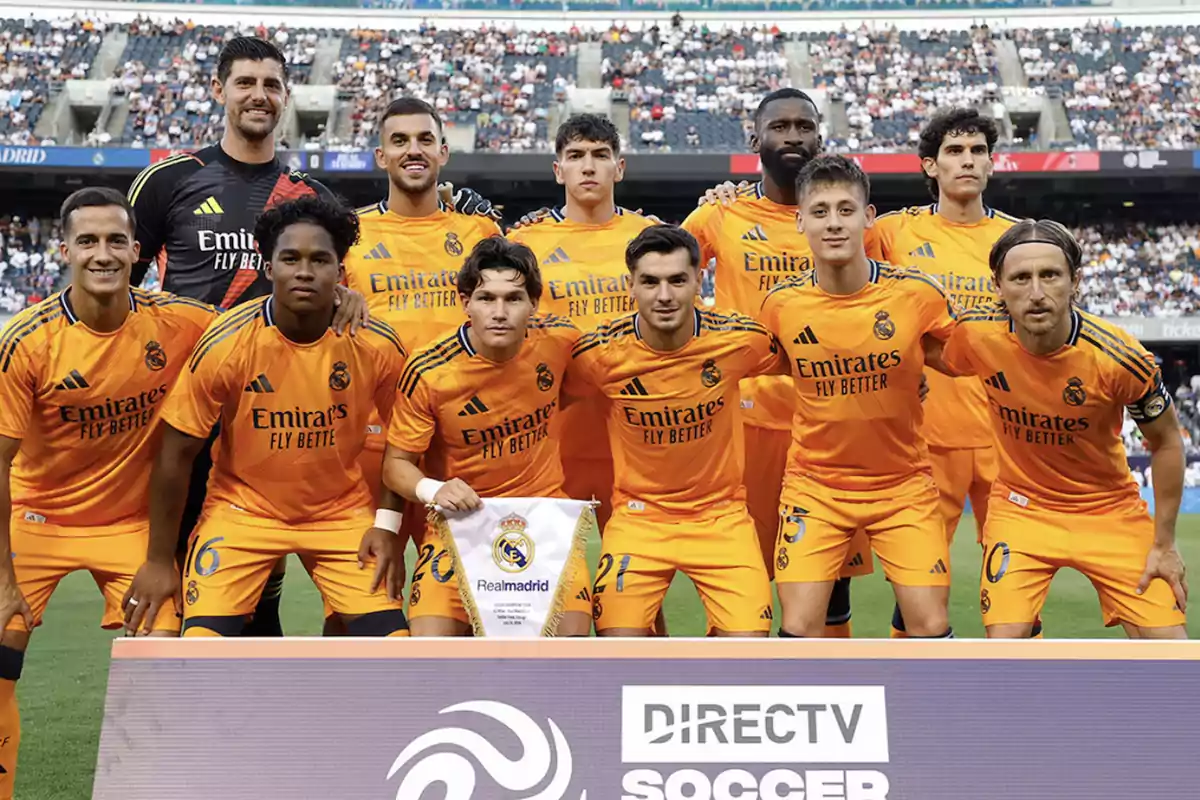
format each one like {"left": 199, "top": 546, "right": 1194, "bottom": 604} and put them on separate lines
{"left": 400, "top": 344, "right": 466, "bottom": 398}
{"left": 1080, "top": 321, "right": 1152, "bottom": 379}
{"left": 1078, "top": 333, "right": 1153, "bottom": 383}
{"left": 399, "top": 338, "right": 465, "bottom": 396}
{"left": 0, "top": 309, "right": 62, "bottom": 372}
{"left": 189, "top": 303, "right": 265, "bottom": 371}
{"left": 364, "top": 320, "right": 406, "bottom": 356}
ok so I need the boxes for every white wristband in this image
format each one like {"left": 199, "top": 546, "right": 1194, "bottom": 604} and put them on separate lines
{"left": 415, "top": 478, "right": 445, "bottom": 505}
{"left": 373, "top": 509, "right": 402, "bottom": 533}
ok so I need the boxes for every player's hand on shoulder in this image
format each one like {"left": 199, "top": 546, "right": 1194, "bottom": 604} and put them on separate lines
{"left": 435, "top": 478, "right": 483, "bottom": 512}
{"left": 510, "top": 206, "right": 553, "bottom": 230}
{"left": 700, "top": 180, "right": 750, "bottom": 207}
{"left": 1138, "top": 542, "right": 1188, "bottom": 613}
{"left": 332, "top": 285, "right": 369, "bottom": 336}
{"left": 439, "top": 182, "right": 503, "bottom": 222}
{"left": 122, "top": 559, "right": 181, "bottom": 636}
{"left": 358, "top": 527, "right": 406, "bottom": 602}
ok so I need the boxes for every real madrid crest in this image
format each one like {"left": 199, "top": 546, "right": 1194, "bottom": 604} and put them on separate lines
{"left": 144, "top": 341, "right": 167, "bottom": 371}
{"left": 536, "top": 362, "right": 554, "bottom": 392}
{"left": 444, "top": 232, "right": 464, "bottom": 257}
{"left": 873, "top": 310, "right": 895, "bottom": 340}
{"left": 492, "top": 513, "right": 534, "bottom": 573}
{"left": 329, "top": 360, "right": 351, "bottom": 391}
{"left": 1145, "top": 394, "right": 1167, "bottom": 418}
{"left": 1062, "top": 376, "right": 1086, "bottom": 407}
{"left": 700, "top": 358, "right": 721, "bottom": 388}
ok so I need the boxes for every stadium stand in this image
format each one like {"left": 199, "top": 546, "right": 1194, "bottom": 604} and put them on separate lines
{"left": 0, "top": 16, "right": 105, "bottom": 145}
{"left": 332, "top": 25, "right": 582, "bottom": 152}
{"left": 1014, "top": 21, "right": 1200, "bottom": 150}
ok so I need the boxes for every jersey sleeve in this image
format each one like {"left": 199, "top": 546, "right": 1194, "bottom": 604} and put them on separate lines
{"left": 758, "top": 285, "right": 785, "bottom": 339}
{"left": 159, "top": 295, "right": 220, "bottom": 348}
{"left": 388, "top": 362, "right": 438, "bottom": 455}
{"left": 1113, "top": 341, "right": 1172, "bottom": 424}
{"left": 680, "top": 203, "right": 720, "bottom": 264}
{"left": 127, "top": 155, "right": 195, "bottom": 287}
{"left": 369, "top": 325, "right": 407, "bottom": 426}
{"left": 566, "top": 332, "right": 605, "bottom": 398}
{"left": 0, "top": 336, "right": 38, "bottom": 440}
{"left": 913, "top": 270, "right": 959, "bottom": 341}
{"left": 741, "top": 326, "right": 790, "bottom": 377}
{"left": 938, "top": 320, "right": 978, "bottom": 378}
{"left": 160, "top": 331, "right": 234, "bottom": 439}
{"left": 869, "top": 211, "right": 903, "bottom": 262}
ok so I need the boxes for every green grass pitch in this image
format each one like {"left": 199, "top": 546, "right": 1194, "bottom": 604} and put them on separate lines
{"left": 14, "top": 515, "right": 1200, "bottom": 799}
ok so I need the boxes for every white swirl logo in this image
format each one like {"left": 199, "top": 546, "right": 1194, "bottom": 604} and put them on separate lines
{"left": 387, "top": 700, "right": 587, "bottom": 800}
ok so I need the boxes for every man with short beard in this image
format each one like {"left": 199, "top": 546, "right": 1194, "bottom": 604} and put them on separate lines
{"left": 682, "top": 89, "right": 884, "bottom": 636}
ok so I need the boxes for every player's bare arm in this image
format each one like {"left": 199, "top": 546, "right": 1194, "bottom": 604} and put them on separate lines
{"left": 123, "top": 424, "right": 206, "bottom": 635}
{"left": 383, "top": 446, "right": 482, "bottom": 512}
{"left": 0, "top": 438, "right": 33, "bottom": 634}
{"left": 1136, "top": 406, "right": 1189, "bottom": 613}
{"left": 358, "top": 486, "right": 408, "bottom": 602}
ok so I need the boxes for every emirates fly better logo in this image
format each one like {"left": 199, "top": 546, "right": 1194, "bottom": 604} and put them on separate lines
{"left": 621, "top": 686, "right": 891, "bottom": 800}
{"left": 387, "top": 701, "right": 587, "bottom": 799}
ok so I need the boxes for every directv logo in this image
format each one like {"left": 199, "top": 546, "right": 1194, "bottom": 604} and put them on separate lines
{"left": 620, "top": 686, "right": 890, "bottom": 800}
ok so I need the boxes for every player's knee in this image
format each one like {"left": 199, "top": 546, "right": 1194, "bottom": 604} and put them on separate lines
{"left": 410, "top": 617, "right": 472, "bottom": 637}
{"left": 1129, "top": 624, "right": 1188, "bottom": 640}
{"left": 343, "top": 609, "right": 409, "bottom": 637}
{"left": 826, "top": 577, "right": 852, "bottom": 626}
{"left": 182, "top": 615, "right": 246, "bottom": 637}
{"left": 985, "top": 623, "right": 1033, "bottom": 639}
{"left": 0, "top": 646, "right": 25, "bottom": 682}
{"left": 554, "top": 611, "right": 592, "bottom": 637}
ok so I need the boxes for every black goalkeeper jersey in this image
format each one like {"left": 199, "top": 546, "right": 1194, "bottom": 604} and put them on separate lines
{"left": 127, "top": 144, "right": 333, "bottom": 309}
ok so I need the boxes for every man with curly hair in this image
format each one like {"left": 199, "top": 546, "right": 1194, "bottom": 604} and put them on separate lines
{"left": 125, "top": 196, "right": 410, "bottom": 638}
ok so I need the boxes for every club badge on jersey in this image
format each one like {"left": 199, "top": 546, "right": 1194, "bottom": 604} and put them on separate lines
{"left": 431, "top": 498, "right": 594, "bottom": 637}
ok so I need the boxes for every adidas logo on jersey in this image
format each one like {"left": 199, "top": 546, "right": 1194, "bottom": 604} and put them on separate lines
{"left": 619, "top": 377, "right": 650, "bottom": 396}
{"left": 362, "top": 242, "right": 393, "bottom": 261}
{"left": 908, "top": 242, "right": 935, "bottom": 258}
{"left": 793, "top": 326, "right": 819, "bottom": 345}
{"left": 741, "top": 225, "right": 768, "bottom": 242}
{"left": 193, "top": 196, "right": 225, "bottom": 216}
{"left": 985, "top": 372, "right": 1012, "bottom": 392}
{"left": 244, "top": 374, "right": 275, "bottom": 393}
{"left": 542, "top": 247, "right": 571, "bottom": 265}
{"left": 458, "top": 396, "right": 489, "bottom": 416}
{"left": 53, "top": 369, "right": 89, "bottom": 391}
{"left": 929, "top": 559, "right": 948, "bottom": 575}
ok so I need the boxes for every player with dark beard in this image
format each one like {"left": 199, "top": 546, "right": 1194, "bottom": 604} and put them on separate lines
{"left": 683, "top": 89, "right": 884, "bottom": 636}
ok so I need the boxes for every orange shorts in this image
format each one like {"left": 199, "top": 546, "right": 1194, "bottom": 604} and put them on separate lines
{"left": 182, "top": 505, "right": 404, "bottom": 635}
{"left": 592, "top": 504, "right": 772, "bottom": 633}
{"left": 929, "top": 445, "right": 998, "bottom": 542}
{"left": 408, "top": 515, "right": 592, "bottom": 624}
{"left": 6, "top": 513, "right": 179, "bottom": 634}
{"left": 775, "top": 474, "right": 950, "bottom": 588}
{"left": 743, "top": 424, "right": 788, "bottom": 578}
{"left": 980, "top": 493, "right": 1186, "bottom": 630}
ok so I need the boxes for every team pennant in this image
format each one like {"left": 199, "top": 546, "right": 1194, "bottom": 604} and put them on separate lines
{"left": 430, "top": 497, "right": 594, "bottom": 637}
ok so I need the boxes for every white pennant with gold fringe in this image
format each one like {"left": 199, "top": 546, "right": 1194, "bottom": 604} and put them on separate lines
{"left": 429, "top": 497, "right": 594, "bottom": 637}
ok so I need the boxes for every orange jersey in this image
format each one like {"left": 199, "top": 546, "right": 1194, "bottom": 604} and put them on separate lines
{"left": 570, "top": 308, "right": 787, "bottom": 516}
{"left": 508, "top": 208, "right": 657, "bottom": 459}
{"left": 162, "top": 297, "right": 407, "bottom": 523}
{"left": 681, "top": 182, "right": 883, "bottom": 430}
{"left": 388, "top": 316, "right": 578, "bottom": 498}
{"left": 760, "top": 260, "right": 958, "bottom": 491}
{"left": 345, "top": 201, "right": 502, "bottom": 352}
{"left": 942, "top": 304, "right": 1170, "bottom": 513}
{"left": 875, "top": 204, "right": 1019, "bottom": 450}
{"left": 0, "top": 288, "right": 215, "bottom": 528}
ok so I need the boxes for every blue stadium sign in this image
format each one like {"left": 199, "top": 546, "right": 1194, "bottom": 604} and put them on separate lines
{"left": 0, "top": 146, "right": 150, "bottom": 169}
